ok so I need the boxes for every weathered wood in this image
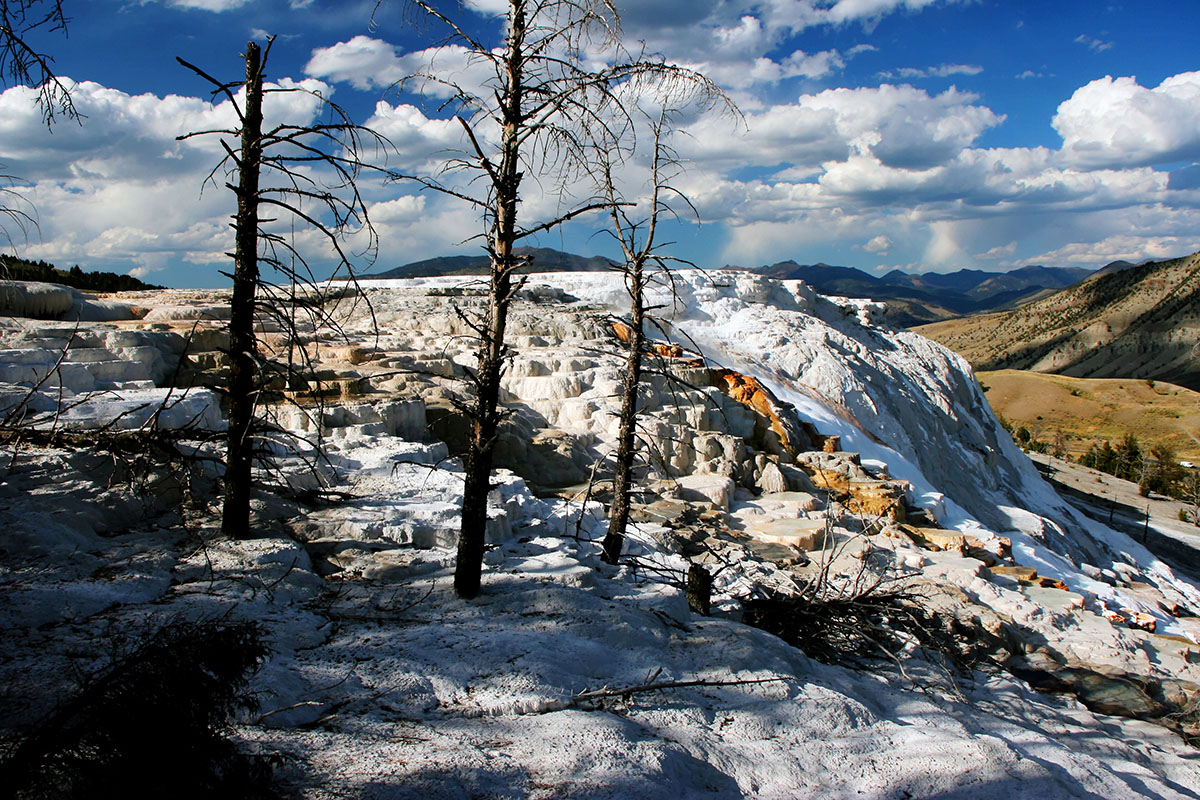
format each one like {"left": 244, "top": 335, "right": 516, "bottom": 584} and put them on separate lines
{"left": 685, "top": 563, "right": 712, "bottom": 616}
{"left": 221, "top": 41, "right": 263, "bottom": 539}
{"left": 454, "top": 1, "right": 526, "bottom": 598}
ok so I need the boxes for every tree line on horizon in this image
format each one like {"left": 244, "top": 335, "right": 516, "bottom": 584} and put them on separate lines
{"left": 0, "top": 254, "right": 163, "bottom": 292}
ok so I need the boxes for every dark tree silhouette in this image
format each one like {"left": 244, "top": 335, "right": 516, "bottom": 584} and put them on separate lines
{"left": 0, "top": 0, "right": 78, "bottom": 245}
{"left": 0, "top": 0, "right": 74, "bottom": 122}
{"left": 597, "top": 108, "right": 702, "bottom": 564}
{"left": 178, "top": 38, "right": 392, "bottom": 538}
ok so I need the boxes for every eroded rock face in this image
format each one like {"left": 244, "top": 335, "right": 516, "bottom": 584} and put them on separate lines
{"left": 0, "top": 281, "right": 74, "bottom": 318}
{"left": 270, "top": 286, "right": 829, "bottom": 499}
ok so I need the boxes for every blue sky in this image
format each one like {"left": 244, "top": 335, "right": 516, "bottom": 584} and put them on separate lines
{"left": 2, "top": 0, "right": 1200, "bottom": 288}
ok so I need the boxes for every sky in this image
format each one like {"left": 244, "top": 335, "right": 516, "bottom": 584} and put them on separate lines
{"left": 2, "top": 0, "right": 1200, "bottom": 289}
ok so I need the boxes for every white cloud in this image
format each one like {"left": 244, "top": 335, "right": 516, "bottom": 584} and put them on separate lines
{"left": 462, "top": 0, "right": 510, "bottom": 15}
{"left": 369, "top": 195, "right": 427, "bottom": 223}
{"left": 924, "top": 220, "right": 968, "bottom": 266}
{"left": 979, "top": 241, "right": 1018, "bottom": 259}
{"left": 305, "top": 37, "right": 495, "bottom": 101}
{"left": 881, "top": 63, "right": 982, "bottom": 80}
{"left": 802, "top": 84, "right": 1002, "bottom": 169}
{"left": 1030, "top": 234, "right": 1200, "bottom": 266}
{"left": 1074, "top": 34, "right": 1113, "bottom": 53}
{"left": 143, "top": 0, "right": 249, "bottom": 11}
{"left": 1054, "top": 72, "right": 1200, "bottom": 169}
{"left": 826, "top": 0, "right": 949, "bottom": 26}
{"left": 0, "top": 75, "right": 407, "bottom": 282}
{"left": 863, "top": 234, "right": 891, "bottom": 253}
{"left": 0, "top": 78, "right": 330, "bottom": 183}
{"left": 305, "top": 36, "right": 407, "bottom": 91}
{"left": 680, "top": 83, "right": 1001, "bottom": 176}
{"left": 602, "top": 1, "right": 964, "bottom": 92}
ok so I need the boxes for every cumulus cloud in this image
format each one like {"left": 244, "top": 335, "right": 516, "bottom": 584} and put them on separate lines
{"left": 803, "top": 84, "right": 1002, "bottom": 169}
{"left": 863, "top": 234, "right": 891, "bottom": 253}
{"left": 305, "top": 37, "right": 495, "bottom": 101}
{"left": 462, "top": 0, "right": 511, "bottom": 15}
{"left": 0, "top": 78, "right": 330, "bottom": 183}
{"left": 0, "top": 75, "right": 412, "bottom": 282}
{"left": 681, "top": 84, "right": 1001, "bottom": 174}
{"left": 979, "top": 241, "right": 1018, "bottom": 259}
{"left": 1053, "top": 71, "right": 1200, "bottom": 168}
{"left": 603, "top": 0, "right": 964, "bottom": 91}
{"left": 1031, "top": 234, "right": 1200, "bottom": 266}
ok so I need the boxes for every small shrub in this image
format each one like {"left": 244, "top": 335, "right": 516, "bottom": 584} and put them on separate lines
{"left": 0, "top": 618, "right": 276, "bottom": 800}
{"left": 741, "top": 551, "right": 1005, "bottom": 675}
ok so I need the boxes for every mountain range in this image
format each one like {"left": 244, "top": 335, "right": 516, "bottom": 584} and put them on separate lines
{"left": 918, "top": 250, "right": 1200, "bottom": 391}
{"left": 750, "top": 261, "right": 1095, "bottom": 326}
{"left": 368, "top": 247, "right": 1098, "bottom": 328}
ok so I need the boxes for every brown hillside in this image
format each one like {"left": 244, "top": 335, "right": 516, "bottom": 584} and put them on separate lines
{"left": 977, "top": 370, "right": 1200, "bottom": 462}
{"left": 917, "top": 251, "right": 1200, "bottom": 390}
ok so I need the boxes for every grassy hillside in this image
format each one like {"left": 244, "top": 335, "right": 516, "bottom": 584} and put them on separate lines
{"left": 978, "top": 369, "right": 1200, "bottom": 462}
{"left": 919, "top": 251, "right": 1200, "bottom": 390}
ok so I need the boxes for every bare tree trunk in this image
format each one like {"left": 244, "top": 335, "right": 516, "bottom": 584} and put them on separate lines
{"left": 391, "top": 0, "right": 729, "bottom": 595}
{"left": 454, "top": 4, "right": 525, "bottom": 598}
{"left": 602, "top": 265, "right": 644, "bottom": 563}
{"left": 221, "top": 41, "right": 263, "bottom": 539}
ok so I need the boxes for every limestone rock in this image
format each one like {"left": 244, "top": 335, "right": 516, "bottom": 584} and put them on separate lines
{"left": 779, "top": 463, "right": 818, "bottom": 493}
{"left": 900, "top": 525, "right": 966, "bottom": 553}
{"left": 676, "top": 474, "right": 735, "bottom": 510}
{"left": 0, "top": 281, "right": 74, "bottom": 319}
{"left": 747, "top": 518, "right": 827, "bottom": 550}
{"left": 756, "top": 460, "right": 789, "bottom": 495}
{"left": 989, "top": 565, "right": 1039, "bottom": 582}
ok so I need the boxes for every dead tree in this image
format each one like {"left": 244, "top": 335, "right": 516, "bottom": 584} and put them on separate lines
{"left": 1186, "top": 468, "right": 1200, "bottom": 526}
{"left": 598, "top": 109, "right": 695, "bottom": 564}
{"left": 178, "top": 39, "right": 392, "bottom": 538}
{"left": 0, "top": 0, "right": 77, "bottom": 245}
{"left": 389, "top": 0, "right": 725, "bottom": 598}
{"left": 0, "top": 0, "right": 74, "bottom": 122}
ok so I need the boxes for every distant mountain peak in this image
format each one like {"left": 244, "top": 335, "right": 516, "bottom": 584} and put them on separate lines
{"left": 367, "top": 247, "right": 617, "bottom": 280}
{"left": 747, "top": 259, "right": 1095, "bottom": 327}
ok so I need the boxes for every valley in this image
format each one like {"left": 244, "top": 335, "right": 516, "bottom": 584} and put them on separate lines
{"left": 977, "top": 369, "right": 1200, "bottom": 462}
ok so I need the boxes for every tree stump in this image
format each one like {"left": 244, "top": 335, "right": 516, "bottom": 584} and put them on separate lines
{"left": 686, "top": 563, "right": 712, "bottom": 616}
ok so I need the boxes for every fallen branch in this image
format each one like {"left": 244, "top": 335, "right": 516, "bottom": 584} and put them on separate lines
{"left": 524, "top": 674, "right": 791, "bottom": 715}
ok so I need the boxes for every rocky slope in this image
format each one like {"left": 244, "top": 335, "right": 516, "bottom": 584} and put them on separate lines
{"left": 2, "top": 273, "right": 1200, "bottom": 797}
{"left": 918, "top": 250, "right": 1200, "bottom": 390}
